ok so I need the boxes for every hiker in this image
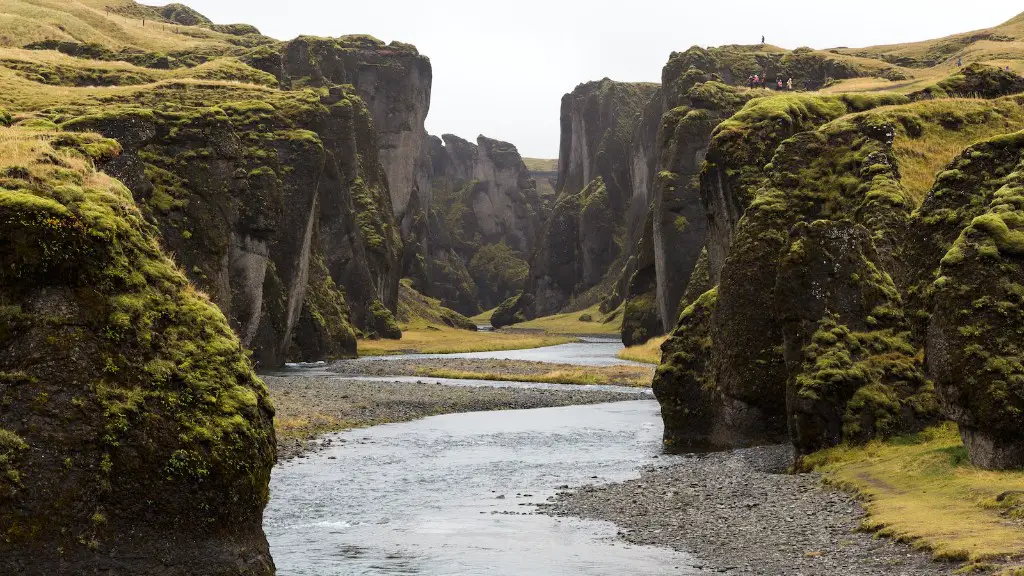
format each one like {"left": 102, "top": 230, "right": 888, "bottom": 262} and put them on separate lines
{"left": 777, "top": 78, "right": 783, "bottom": 89}
{"left": 761, "top": 35, "right": 765, "bottom": 44}
{"left": 787, "top": 77, "right": 793, "bottom": 90}
{"left": 748, "top": 75, "right": 754, "bottom": 88}
{"left": 957, "top": 56, "right": 963, "bottom": 67}
{"left": 753, "top": 74, "right": 759, "bottom": 87}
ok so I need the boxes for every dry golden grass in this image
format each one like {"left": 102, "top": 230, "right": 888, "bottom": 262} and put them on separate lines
{"left": 805, "top": 423, "right": 1024, "bottom": 564}
{"left": 890, "top": 98, "right": 1024, "bottom": 205}
{"left": 515, "top": 304, "right": 621, "bottom": 335}
{"left": 523, "top": 157, "right": 558, "bottom": 172}
{"left": 617, "top": 335, "right": 668, "bottom": 365}
{"left": 357, "top": 328, "right": 573, "bottom": 356}
{"left": 0, "top": 0, "right": 239, "bottom": 52}
{"left": 414, "top": 364, "right": 653, "bottom": 388}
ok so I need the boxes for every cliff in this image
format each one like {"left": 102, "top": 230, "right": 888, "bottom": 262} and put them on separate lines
{"left": 653, "top": 88, "right": 1024, "bottom": 466}
{"left": 418, "top": 134, "right": 540, "bottom": 315}
{"left": 0, "top": 128, "right": 275, "bottom": 574}
{"left": 494, "top": 79, "right": 660, "bottom": 326}
{"left": 280, "top": 35, "right": 433, "bottom": 242}
{"left": 54, "top": 84, "right": 402, "bottom": 368}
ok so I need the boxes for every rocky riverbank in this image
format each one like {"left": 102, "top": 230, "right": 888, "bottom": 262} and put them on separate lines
{"left": 264, "top": 375, "right": 645, "bottom": 461}
{"left": 327, "top": 357, "right": 653, "bottom": 386}
{"left": 541, "top": 445, "right": 954, "bottom": 575}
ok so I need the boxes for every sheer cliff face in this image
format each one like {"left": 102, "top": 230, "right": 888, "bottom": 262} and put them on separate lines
{"left": 511, "top": 79, "right": 659, "bottom": 320}
{"left": 423, "top": 135, "right": 539, "bottom": 314}
{"left": 59, "top": 85, "right": 403, "bottom": 368}
{"left": 282, "top": 35, "right": 433, "bottom": 236}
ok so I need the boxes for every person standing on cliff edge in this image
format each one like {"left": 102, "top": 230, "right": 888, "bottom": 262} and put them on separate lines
{"left": 761, "top": 35, "right": 765, "bottom": 44}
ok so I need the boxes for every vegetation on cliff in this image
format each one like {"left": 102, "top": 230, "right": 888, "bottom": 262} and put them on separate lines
{"left": 0, "top": 127, "right": 275, "bottom": 573}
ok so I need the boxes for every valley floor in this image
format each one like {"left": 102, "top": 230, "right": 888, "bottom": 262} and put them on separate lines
{"left": 356, "top": 328, "right": 573, "bottom": 356}
{"left": 329, "top": 357, "right": 654, "bottom": 387}
{"left": 264, "top": 375, "right": 642, "bottom": 461}
{"left": 542, "top": 445, "right": 957, "bottom": 576}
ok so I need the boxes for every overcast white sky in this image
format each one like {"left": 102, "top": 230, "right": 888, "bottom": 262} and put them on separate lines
{"left": 186, "top": 1, "right": 1021, "bottom": 158}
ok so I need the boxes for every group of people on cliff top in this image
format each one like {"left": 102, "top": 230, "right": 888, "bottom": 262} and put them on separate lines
{"left": 748, "top": 74, "right": 794, "bottom": 91}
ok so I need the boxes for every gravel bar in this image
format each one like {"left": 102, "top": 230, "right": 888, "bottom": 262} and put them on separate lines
{"left": 540, "top": 444, "right": 954, "bottom": 575}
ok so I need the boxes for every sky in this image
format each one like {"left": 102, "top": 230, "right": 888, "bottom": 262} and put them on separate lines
{"left": 185, "top": 1, "right": 1022, "bottom": 158}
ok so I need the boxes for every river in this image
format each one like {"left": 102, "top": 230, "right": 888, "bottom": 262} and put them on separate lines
{"left": 264, "top": 340, "right": 701, "bottom": 575}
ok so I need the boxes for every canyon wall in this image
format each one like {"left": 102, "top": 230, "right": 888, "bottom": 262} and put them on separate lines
{"left": 422, "top": 134, "right": 541, "bottom": 315}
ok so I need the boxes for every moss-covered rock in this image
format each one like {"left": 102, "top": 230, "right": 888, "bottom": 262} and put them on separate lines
{"left": 927, "top": 130, "right": 1024, "bottom": 470}
{"left": 282, "top": 35, "right": 433, "bottom": 242}
{"left": 517, "top": 79, "right": 659, "bottom": 320}
{"left": 56, "top": 82, "right": 402, "bottom": 365}
{"left": 653, "top": 287, "right": 748, "bottom": 451}
{"left": 776, "top": 221, "right": 936, "bottom": 456}
{"left": 702, "top": 92, "right": 908, "bottom": 282}
{"left": 620, "top": 209, "right": 663, "bottom": 346}
{"left": 910, "top": 63, "right": 1024, "bottom": 101}
{"left": 491, "top": 292, "right": 528, "bottom": 329}
{"left": 0, "top": 129, "right": 274, "bottom": 574}
{"left": 421, "top": 134, "right": 541, "bottom": 315}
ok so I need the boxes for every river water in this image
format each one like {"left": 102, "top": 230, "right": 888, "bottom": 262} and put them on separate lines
{"left": 265, "top": 340, "right": 701, "bottom": 575}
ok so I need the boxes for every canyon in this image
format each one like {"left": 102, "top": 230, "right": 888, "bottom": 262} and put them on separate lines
{"left": 1, "top": 1, "right": 1023, "bottom": 574}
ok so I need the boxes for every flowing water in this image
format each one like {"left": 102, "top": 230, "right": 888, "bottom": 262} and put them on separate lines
{"left": 265, "top": 340, "right": 701, "bottom": 575}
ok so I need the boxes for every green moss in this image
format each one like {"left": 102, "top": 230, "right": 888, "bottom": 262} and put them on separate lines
{"left": 0, "top": 129, "right": 275, "bottom": 542}
{"left": 367, "top": 300, "right": 401, "bottom": 340}
{"left": 0, "top": 108, "right": 11, "bottom": 128}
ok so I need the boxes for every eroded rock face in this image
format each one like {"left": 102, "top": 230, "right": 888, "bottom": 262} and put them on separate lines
{"left": 0, "top": 131, "right": 275, "bottom": 574}
{"left": 927, "top": 131, "right": 1024, "bottom": 470}
{"left": 509, "top": 79, "right": 659, "bottom": 322}
{"left": 419, "top": 134, "right": 539, "bottom": 315}
{"left": 60, "top": 84, "right": 402, "bottom": 367}
{"left": 776, "top": 222, "right": 935, "bottom": 457}
{"left": 282, "top": 36, "right": 433, "bottom": 232}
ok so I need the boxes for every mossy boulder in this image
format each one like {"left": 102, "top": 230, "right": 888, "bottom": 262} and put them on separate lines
{"left": 927, "top": 131, "right": 1024, "bottom": 470}
{"left": 910, "top": 63, "right": 1024, "bottom": 101}
{"left": 491, "top": 292, "right": 528, "bottom": 329}
{"left": 776, "top": 221, "right": 936, "bottom": 456}
{"left": 0, "top": 130, "right": 274, "bottom": 574}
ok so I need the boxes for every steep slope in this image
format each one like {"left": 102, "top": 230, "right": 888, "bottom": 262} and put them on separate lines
{"left": 280, "top": 35, "right": 433, "bottom": 243}
{"left": 0, "top": 128, "right": 275, "bottom": 574}
{"left": 494, "top": 79, "right": 660, "bottom": 327}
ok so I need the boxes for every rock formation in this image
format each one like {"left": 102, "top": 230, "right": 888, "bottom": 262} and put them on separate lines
{"left": 926, "top": 130, "right": 1024, "bottom": 469}
{"left": 496, "top": 79, "right": 660, "bottom": 325}
{"left": 420, "top": 134, "right": 541, "bottom": 315}
{"left": 653, "top": 94, "right": 1024, "bottom": 458}
{"left": 58, "top": 84, "right": 402, "bottom": 368}
{"left": 281, "top": 35, "right": 434, "bottom": 241}
{"left": 0, "top": 130, "right": 275, "bottom": 574}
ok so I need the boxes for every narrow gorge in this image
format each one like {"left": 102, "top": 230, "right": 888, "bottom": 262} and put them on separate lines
{"left": 1, "top": 1, "right": 1024, "bottom": 575}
